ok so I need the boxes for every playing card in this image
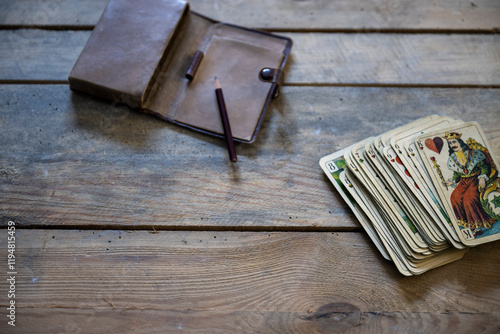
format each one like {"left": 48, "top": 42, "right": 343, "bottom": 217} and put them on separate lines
{"left": 346, "top": 142, "right": 431, "bottom": 255}
{"left": 343, "top": 169, "right": 467, "bottom": 275}
{"left": 339, "top": 170, "right": 413, "bottom": 275}
{"left": 320, "top": 147, "right": 391, "bottom": 260}
{"left": 388, "top": 117, "right": 462, "bottom": 244}
{"left": 379, "top": 115, "right": 440, "bottom": 153}
{"left": 381, "top": 145, "right": 445, "bottom": 244}
{"left": 364, "top": 139, "right": 448, "bottom": 250}
{"left": 400, "top": 122, "right": 466, "bottom": 248}
{"left": 416, "top": 122, "right": 500, "bottom": 246}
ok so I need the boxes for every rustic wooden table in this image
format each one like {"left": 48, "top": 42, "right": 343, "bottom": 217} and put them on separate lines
{"left": 1, "top": 0, "right": 500, "bottom": 333}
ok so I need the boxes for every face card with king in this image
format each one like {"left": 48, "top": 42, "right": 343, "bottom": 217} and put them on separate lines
{"left": 416, "top": 122, "right": 500, "bottom": 246}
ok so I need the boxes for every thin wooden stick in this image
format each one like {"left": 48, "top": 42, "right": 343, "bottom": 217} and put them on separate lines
{"left": 214, "top": 76, "right": 237, "bottom": 162}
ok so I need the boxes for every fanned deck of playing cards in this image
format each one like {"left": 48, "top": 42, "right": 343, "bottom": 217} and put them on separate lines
{"left": 320, "top": 115, "right": 500, "bottom": 275}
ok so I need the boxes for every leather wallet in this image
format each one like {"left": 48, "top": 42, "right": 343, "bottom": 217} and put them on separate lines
{"left": 68, "top": 0, "right": 292, "bottom": 143}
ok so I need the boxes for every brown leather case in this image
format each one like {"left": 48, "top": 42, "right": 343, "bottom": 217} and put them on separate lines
{"left": 68, "top": 0, "right": 292, "bottom": 143}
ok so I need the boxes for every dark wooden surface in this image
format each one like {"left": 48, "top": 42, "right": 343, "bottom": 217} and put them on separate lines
{"left": 1, "top": 0, "right": 500, "bottom": 333}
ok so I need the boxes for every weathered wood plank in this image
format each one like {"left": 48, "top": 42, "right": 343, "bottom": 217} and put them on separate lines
{"left": 1, "top": 0, "right": 499, "bottom": 31}
{"left": 190, "top": 0, "right": 500, "bottom": 31}
{"left": 285, "top": 33, "right": 500, "bottom": 86}
{"left": 0, "top": 230, "right": 499, "bottom": 333}
{"left": 0, "top": 30, "right": 88, "bottom": 82}
{"left": 2, "top": 30, "right": 499, "bottom": 86}
{"left": 3, "top": 309, "right": 500, "bottom": 333}
{"left": 1, "top": 85, "right": 499, "bottom": 229}
{"left": 0, "top": 0, "right": 107, "bottom": 28}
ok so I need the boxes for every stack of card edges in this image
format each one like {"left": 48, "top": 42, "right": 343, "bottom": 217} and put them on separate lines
{"left": 320, "top": 115, "right": 500, "bottom": 275}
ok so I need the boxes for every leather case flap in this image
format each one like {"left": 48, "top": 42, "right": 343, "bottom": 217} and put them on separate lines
{"left": 69, "top": 0, "right": 189, "bottom": 108}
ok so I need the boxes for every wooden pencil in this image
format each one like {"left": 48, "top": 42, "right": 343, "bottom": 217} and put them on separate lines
{"left": 214, "top": 76, "right": 237, "bottom": 162}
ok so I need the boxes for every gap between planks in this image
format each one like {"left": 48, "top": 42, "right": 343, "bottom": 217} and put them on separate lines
{"left": 1, "top": 25, "right": 500, "bottom": 34}
{"left": 2, "top": 81, "right": 500, "bottom": 89}
{"left": 0, "top": 220, "right": 362, "bottom": 233}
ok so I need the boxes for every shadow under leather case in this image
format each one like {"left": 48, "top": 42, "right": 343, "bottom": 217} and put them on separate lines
{"left": 68, "top": 0, "right": 292, "bottom": 143}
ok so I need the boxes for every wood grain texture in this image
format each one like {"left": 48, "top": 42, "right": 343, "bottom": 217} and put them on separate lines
{"left": 0, "top": 230, "right": 499, "bottom": 333}
{"left": 0, "top": 0, "right": 107, "bottom": 28}
{"left": 2, "top": 30, "right": 500, "bottom": 86}
{"left": 0, "top": 30, "right": 88, "bottom": 82}
{"left": 2, "top": 309, "right": 499, "bottom": 334}
{"left": 1, "top": 0, "right": 499, "bottom": 31}
{"left": 189, "top": 0, "right": 500, "bottom": 31}
{"left": 285, "top": 33, "right": 500, "bottom": 86}
{"left": 1, "top": 85, "right": 499, "bottom": 229}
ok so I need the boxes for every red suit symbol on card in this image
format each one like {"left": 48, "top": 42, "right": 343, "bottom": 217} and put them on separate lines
{"left": 425, "top": 137, "right": 444, "bottom": 154}
{"left": 396, "top": 155, "right": 419, "bottom": 189}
